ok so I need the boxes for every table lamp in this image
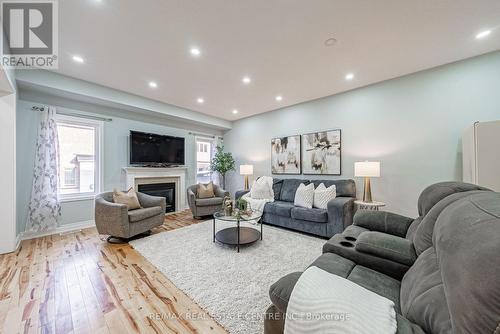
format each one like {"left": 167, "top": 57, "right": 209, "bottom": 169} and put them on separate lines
{"left": 354, "top": 161, "right": 380, "bottom": 202}
{"left": 240, "top": 164, "right": 254, "bottom": 190}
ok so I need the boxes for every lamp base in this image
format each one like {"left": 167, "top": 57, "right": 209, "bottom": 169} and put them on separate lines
{"left": 244, "top": 175, "right": 249, "bottom": 191}
{"left": 363, "top": 177, "right": 373, "bottom": 203}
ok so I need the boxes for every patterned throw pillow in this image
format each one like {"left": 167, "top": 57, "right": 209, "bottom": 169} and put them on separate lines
{"left": 250, "top": 177, "right": 273, "bottom": 199}
{"left": 197, "top": 182, "right": 215, "bottom": 198}
{"left": 113, "top": 187, "right": 141, "bottom": 210}
{"left": 294, "top": 183, "right": 315, "bottom": 209}
{"left": 313, "top": 183, "right": 337, "bottom": 209}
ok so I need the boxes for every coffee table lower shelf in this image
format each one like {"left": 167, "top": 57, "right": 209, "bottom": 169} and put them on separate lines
{"left": 214, "top": 227, "right": 262, "bottom": 252}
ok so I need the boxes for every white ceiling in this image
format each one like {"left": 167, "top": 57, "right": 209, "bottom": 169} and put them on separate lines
{"left": 55, "top": 0, "right": 500, "bottom": 121}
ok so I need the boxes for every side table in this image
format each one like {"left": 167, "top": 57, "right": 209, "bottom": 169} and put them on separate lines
{"left": 354, "top": 200, "right": 386, "bottom": 211}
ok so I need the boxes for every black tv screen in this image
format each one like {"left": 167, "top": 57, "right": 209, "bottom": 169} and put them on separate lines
{"left": 130, "top": 130, "right": 185, "bottom": 165}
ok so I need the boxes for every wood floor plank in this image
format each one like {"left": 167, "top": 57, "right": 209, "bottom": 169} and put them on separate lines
{"left": 0, "top": 210, "right": 226, "bottom": 334}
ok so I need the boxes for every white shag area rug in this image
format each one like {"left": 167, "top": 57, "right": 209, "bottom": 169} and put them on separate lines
{"left": 130, "top": 220, "right": 324, "bottom": 334}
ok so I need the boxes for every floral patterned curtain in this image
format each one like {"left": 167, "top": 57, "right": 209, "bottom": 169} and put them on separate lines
{"left": 26, "top": 106, "right": 61, "bottom": 232}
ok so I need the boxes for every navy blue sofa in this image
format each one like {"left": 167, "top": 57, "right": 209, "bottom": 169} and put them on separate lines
{"left": 236, "top": 178, "right": 356, "bottom": 238}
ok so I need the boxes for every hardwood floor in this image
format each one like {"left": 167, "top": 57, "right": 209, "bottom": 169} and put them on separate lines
{"left": 0, "top": 211, "right": 228, "bottom": 334}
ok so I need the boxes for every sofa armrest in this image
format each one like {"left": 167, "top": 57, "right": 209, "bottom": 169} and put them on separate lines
{"left": 137, "top": 192, "right": 166, "bottom": 212}
{"left": 355, "top": 231, "right": 417, "bottom": 266}
{"left": 187, "top": 188, "right": 196, "bottom": 213}
{"left": 94, "top": 198, "right": 129, "bottom": 236}
{"left": 214, "top": 186, "right": 230, "bottom": 198}
{"left": 235, "top": 190, "right": 250, "bottom": 200}
{"left": 326, "top": 197, "right": 356, "bottom": 236}
{"left": 354, "top": 211, "right": 414, "bottom": 238}
{"left": 269, "top": 272, "right": 302, "bottom": 314}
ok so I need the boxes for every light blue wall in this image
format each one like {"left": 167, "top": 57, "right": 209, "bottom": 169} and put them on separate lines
{"left": 224, "top": 51, "right": 500, "bottom": 217}
{"left": 16, "top": 99, "right": 199, "bottom": 232}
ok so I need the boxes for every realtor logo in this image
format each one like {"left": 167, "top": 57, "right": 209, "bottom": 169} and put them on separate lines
{"left": 1, "top": 0, "right": 58, "bottom": 68}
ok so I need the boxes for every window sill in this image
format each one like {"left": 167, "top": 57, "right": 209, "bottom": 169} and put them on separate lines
{"left": 59, "top": 195, "right": 96, "bottom": 203}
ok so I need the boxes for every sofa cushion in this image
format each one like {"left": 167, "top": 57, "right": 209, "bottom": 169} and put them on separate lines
{"left": 250, "top": 177, "right": 274, "bottom": 199}
{"left": 263, "top": 201, "right": 295, "bottom": 217}
{"left": 347, "top": 265, "right": 402, "bottom": 314}
{"left": 313, "top": 183, "right": 336, "bottom": 209}
{"left": 280, "top": 179, "right": 309, "bottom": 202}
{"left": 113, "top": 188, "right": 141, "bottom": 210}
{"left": 197, "top": 181, "right": 215, "bottom": 198}
{"left": 311, "top": 179, "right": 356, "bottom": 198}
{"left": 293, "top": 183, "right": 314, "bottom": 208}
{"left": 195, "top": 197, "right": 223, "bottom": 207}
{"left": 128, "top": 206, "right": 163, "bottom": 223}
{"left": 272, "top": 179, "right": 283, "bottom": 201}
{"left": 291, "top": 207, "right": 328, "bottom": 223}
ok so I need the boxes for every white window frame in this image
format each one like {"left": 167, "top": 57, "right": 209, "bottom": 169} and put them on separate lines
{"left": 56, "top": 114, "right": 104, "bottom": 202}
{"left": 195, "top": 136, "right": 214, "bottom": 183}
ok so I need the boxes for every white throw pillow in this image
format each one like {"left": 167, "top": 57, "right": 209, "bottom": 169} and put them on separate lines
{"left": 294, "top": 183, "right": 315, "bottom": 208}
{"left": 250, "top": 177, "right": 273, "bottom": 199}
{"left": 313, "top": 183, "right": 336, "bottom": 209}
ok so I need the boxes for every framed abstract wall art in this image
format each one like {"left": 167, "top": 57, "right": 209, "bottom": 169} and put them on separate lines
{"left": 302, "top": 129, "right": 341, "bottom": 175}
{"left": 271, "top": 135, "right": 301, "bottom": 174}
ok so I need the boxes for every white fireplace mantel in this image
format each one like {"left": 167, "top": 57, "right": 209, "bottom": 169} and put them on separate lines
{"left": 121, "top": 166, "right": 188, "bottom": 212}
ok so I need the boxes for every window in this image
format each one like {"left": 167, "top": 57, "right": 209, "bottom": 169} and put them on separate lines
{"left": 196, "top": 139, "right": 213, "bottom": 184}
{"left": 56, "top": 115, "right": 102, "bottom": 200}
{"left": 197, "top": 142, "right": 208, "bottom": 153}
{"left": 63, "top": 168, "right": 77, "bottom": 187}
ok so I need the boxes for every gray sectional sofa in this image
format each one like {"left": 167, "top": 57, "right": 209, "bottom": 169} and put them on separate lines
{"left": 264, "top": 182, "right": 500, "bottom": 334}
{"left": 323, "top": 182, "right": 488, "bottom": 279}
{"left": 236, "top": 178, "right": 356, "bottom": 238}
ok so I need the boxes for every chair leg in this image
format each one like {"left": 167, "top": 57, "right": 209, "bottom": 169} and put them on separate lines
{"left": 106, "top": 236, "right": 127, "bottom": 244}
{"left": 106, "top": 230, "right": 152, "bottom": 244}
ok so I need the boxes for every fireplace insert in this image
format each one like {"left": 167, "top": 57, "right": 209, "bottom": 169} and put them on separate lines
{"left": 137, "top": 182, "right": 176, "bottom": 213}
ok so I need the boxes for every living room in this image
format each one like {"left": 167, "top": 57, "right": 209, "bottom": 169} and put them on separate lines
{"left": 1, "top": 1, "right": 499, "bottom": 333}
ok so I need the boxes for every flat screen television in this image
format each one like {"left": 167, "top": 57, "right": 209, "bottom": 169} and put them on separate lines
{"left": 129, "top": 130, "right": 185, "bottom": 166}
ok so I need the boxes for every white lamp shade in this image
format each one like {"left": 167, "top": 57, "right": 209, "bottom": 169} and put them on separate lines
{"left": 240, "top": 164, "right": 254, "bottom": 175}
{"left": 355, "top": 161, "right": 380, "bottom": 177}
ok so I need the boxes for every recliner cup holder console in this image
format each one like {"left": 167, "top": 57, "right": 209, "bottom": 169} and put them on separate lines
{"left": 340, "top": 241, "right": 354, "bottom": 247}
{"left": 344, "top": 236, "right": 357, "bottom": 242}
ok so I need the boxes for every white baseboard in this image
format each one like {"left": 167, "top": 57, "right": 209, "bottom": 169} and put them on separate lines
{"left": 20, "top": 220, "right": 96, "bottom": 241}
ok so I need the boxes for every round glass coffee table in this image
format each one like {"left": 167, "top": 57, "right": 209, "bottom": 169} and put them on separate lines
{"left": 213, "top": 210, "right": 263, "bottom": 252}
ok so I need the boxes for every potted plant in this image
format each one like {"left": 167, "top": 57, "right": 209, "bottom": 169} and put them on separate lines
{"left": 210, "top": 145, "right": 235, "bottom": 189}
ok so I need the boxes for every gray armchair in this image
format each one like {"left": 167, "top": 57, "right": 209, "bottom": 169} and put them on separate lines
{"left": 95, "top": 191, "right": 166, "bottom": 243}
{"left": 187, "top": 184, "right": 229, "bottom": 218}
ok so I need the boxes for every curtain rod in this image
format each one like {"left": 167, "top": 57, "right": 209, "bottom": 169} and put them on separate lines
{"left": 189, "top": 131, "right": 219, "bottom": 139}
{"left": 31, "top": 105, "right": 112, "bottom": 122}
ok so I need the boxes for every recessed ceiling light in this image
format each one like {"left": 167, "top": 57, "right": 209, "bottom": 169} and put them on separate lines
{"left": 232, "top": 109, "right": 239, "bottom": 114}
{"left": 476, "top": 30, "right": 492, "bottom": 39}
{"left": 190, "top": 47, "right": 201, "bottom": 56}
{"left": 72, "top": 55, "right": 84, "bottom": 63}
{"left": 324, "top": 38, "right": 337, "bottom": 47}
{"left": 275, "top": 95, "right": 283, "bottom": 101}
{"left": 197, "top": 97, "right": 204, "bottom": 104}
{"left": 148, "top": 81, "right": 158, "bottom": 88}
{"left": 345, "top": 73, "right": 354, "bottom": 80}
{"left": 242, "top": 76, "right": 251, "bottom": 84}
